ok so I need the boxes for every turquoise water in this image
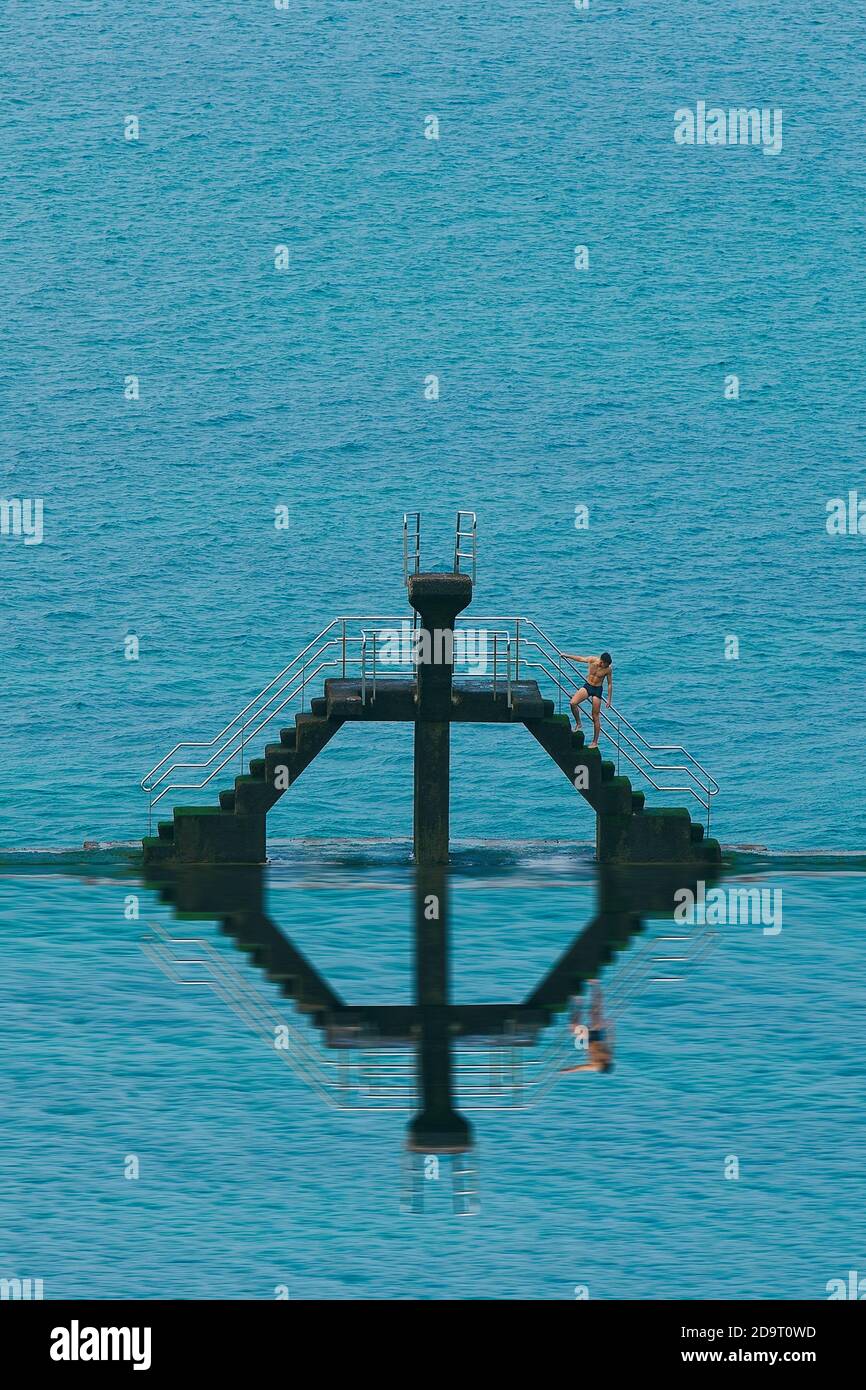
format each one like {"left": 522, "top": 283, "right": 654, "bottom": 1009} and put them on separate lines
{"left": 2, "top": 1, "right": 865, "bottom": 1298}
{"left": 1, "top": 851, "right": 864, "bottom": 1299}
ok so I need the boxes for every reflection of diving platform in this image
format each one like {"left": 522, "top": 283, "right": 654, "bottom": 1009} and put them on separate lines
{"left": 141, "top": 856, "right": 724, "bottom": 1212}
{"left": 142, "top": 512, "right": 721, "bottom": 870}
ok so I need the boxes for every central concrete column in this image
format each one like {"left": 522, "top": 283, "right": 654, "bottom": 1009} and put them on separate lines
{"left": 407, "top": 572, "right": 472, "bottom": 865}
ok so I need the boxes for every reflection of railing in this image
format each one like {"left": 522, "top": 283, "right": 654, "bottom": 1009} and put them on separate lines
{"left": 141, "top": 905, "right": 720, "bottom": 1118}
{"left": 141, "top": 612, "right": 718, "bottom": 830}
{"left": 141, "top": 923, "right": 554, "bottom": 1113}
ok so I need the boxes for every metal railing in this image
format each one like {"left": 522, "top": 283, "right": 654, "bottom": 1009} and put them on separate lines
{"left": 142, "top": 611, "right": 718, "bottom": 830}
{"left": 402, "top": 512, "right": 421, "bottom": 586}
{"left": 454, "top": 509, "right": 477, "bottom": 582}
{"left": 453, "top": 615, "right": 719, "bottom": 830}
{"left": 142, "top": 615, "right": 404, "bottom": 822}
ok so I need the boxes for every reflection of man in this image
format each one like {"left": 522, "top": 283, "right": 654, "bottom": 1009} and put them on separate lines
{"left": 561, "top": 981, "right": 614, "bottom": 1074}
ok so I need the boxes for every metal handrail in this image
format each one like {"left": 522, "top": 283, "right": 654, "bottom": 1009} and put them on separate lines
{"left": 454, "top": 509, "right": 477, "bottom": 582}
{"left": 360, "top": 628, "right": 380, "bottom": 704}
{"left": 453, "top": 614, "right": 719, "bottom": 826}
{"left": 141, "top": 619, "right": 340, "bottom": 790}
{"left": 402, "top": 512, "right": 421, "bottom": 586}
{"left": 141, "top": 616, "right": 406, "bottom": 815}
{"left": 141, "top": 610, "right": 718, "bottom": 828}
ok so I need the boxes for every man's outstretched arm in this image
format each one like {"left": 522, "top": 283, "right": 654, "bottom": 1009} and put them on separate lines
{"left": 606, "top": 668, "right": 614, "bottom": 706}
{"left": 562, "top": 652, "right": 592, "bottom": 663}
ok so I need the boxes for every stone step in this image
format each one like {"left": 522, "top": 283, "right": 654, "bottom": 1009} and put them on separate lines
{"left": 141, "top": 835, "right": 175, "bottom": 864}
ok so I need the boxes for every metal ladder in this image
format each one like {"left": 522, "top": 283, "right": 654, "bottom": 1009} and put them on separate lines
{"left": 401, "top": 508, "right": 477, "bottom": 584}
{"left": 402, "top": 512, "right": 421, "bottom": 586}
{"left": 453, "top": 509, "right": 477, "bottom": 581}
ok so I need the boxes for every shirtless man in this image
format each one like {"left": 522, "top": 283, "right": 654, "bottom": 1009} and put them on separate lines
{"left": 563, "top": 650, "right": 612, "bottom": 748}
{"left": 560, "top": 981, "right": 614, "bottom": 1075}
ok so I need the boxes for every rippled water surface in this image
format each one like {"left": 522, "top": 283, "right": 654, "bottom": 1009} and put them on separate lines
{"left": 1, "top": 0, "right": 865, "bottom": 1298}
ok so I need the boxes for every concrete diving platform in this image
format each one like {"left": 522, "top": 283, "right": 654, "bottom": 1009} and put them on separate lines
{"left": 320, "top": 676, "right": 552, "bottom": 722}
{"left": 142, "top": 565, "right": 721, "bottom": 871}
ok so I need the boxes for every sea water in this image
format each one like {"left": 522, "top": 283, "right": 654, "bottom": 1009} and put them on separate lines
{"left": 1, "top": 0, "right": 865, "bottom": 1299}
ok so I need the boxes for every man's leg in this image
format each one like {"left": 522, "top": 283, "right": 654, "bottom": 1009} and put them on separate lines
{"left": 590, "top": 695, "right": 602, "bottom": 747}
{"left": 569, "top": 687, "right": 588, "bottom": 732}
{"left": 590, "top": 982, "right": 602, "bottom": 1030}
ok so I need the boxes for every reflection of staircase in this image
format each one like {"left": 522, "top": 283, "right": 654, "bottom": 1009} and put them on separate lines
{"left": 141, "top": 867, "right": 655, "bottom": 1100}
{"left": 141, "top": 862, "right": 713, "bottom": 1134}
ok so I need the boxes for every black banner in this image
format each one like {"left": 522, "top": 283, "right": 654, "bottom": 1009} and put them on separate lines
{"left": 2, "top": 1298, "right": 863, "bottom": 1374}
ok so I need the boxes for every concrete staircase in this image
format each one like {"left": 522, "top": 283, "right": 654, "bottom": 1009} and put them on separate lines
{"left": 143, "top": 677, "right": 719, "bottom": 869}
{"left": 142, "top": 705, "right": 343, "bottom": 866}
{"left": 524, "top": 711, "right": 719, "bottom": 866}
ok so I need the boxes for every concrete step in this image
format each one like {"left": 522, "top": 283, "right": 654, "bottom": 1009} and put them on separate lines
{"left": 141, "top": 835, "right": 175, "bottom": 864}
{"left": 172, "top": 808, "right": 266, "bottom": 864}
{"left": 293, "top": 712, "right": 343, "bottom": 765}
{"left": 233, "top": 772, "right": 282, "bottom": 816}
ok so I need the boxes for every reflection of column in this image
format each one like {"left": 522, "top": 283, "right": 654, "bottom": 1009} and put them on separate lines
{"left": 407, "top": 865, "right": 473, "bottom": 1153}
{"left": 408, "top": 573, "right": 472, "bottom": 865}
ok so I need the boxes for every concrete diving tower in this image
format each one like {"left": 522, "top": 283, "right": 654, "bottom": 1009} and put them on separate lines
{"left": 142, "top": 563, "right": 721, "bottom": 870}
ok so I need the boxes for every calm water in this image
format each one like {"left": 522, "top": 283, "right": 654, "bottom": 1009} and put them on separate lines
{"left": 1, "top": 1, "right": 865, "bottom": 1298}
{"left": 1, "top": 850, "right": 864, "bottom": 1299}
